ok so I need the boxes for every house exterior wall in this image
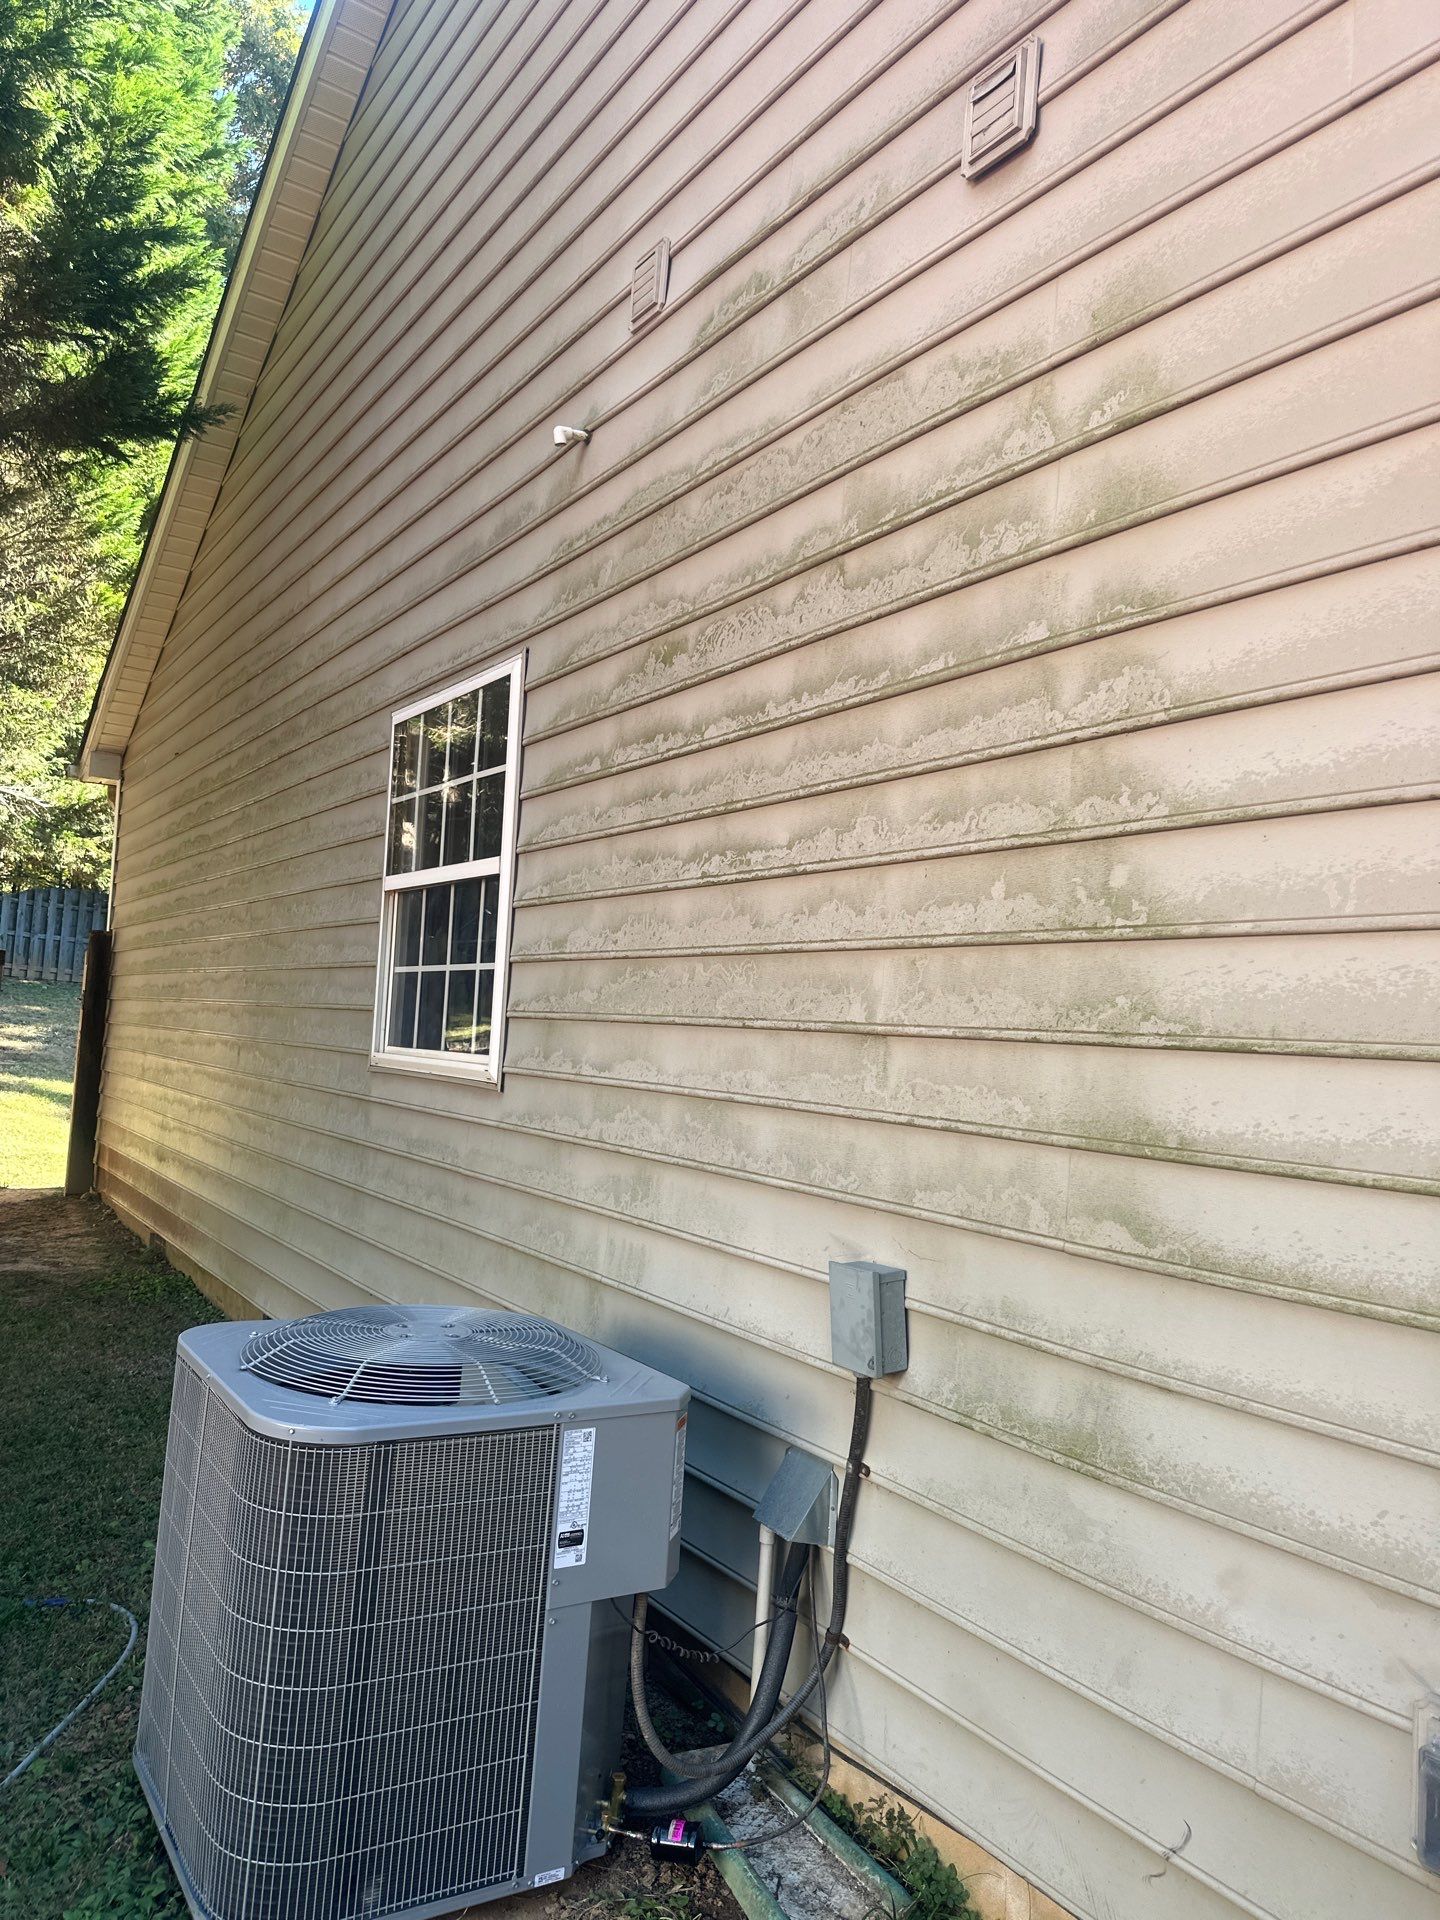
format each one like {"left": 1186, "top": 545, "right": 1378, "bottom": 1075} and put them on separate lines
{"left": 98, "top": 2, "right": 1440, "bottom": 1917}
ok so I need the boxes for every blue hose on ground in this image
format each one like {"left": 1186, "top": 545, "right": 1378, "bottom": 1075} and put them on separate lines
{"left": 1, "top": 1596, "right": 139, "bottom": 1789}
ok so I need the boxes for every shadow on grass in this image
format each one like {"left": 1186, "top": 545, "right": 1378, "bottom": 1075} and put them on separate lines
{"left": 0, "top": 1244, "right": 222, "bottom": 1918}
{"left": 0, "top": 983, "right": 81, "bottom": 1187}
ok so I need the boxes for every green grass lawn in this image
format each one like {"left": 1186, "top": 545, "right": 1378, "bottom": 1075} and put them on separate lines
{"left": 0, "top": 1211, "right": 746, "bottom": 1920}
{"left": 0, "top": 1237, "right": 223, "bottom": 1917}
{"left": 0, "top": 979, "right": 81, "bottom": 1188}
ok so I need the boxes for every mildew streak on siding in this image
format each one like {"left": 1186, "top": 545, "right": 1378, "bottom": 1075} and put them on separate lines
{"left": 125, "top": 0, "right": 1411, "bottom": 783}
{"left": 97, "top": 0, "right": 1440, "bottom": 1914}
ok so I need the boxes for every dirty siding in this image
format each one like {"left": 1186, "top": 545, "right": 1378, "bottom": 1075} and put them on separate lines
{"left": 98, "top": 1, "right": 1440, "bottom": 1917}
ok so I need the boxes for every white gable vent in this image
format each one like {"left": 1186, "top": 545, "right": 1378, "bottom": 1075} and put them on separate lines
{"left": 630, "top": 238, "right": 671, "bottom": 329}
{"left": 961, "top": 36, "right": 1040, "bottom": 178}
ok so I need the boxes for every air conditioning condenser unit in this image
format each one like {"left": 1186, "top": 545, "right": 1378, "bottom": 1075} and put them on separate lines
{"left": 135, "top": 1304, "right": 689, "bottom": 1920}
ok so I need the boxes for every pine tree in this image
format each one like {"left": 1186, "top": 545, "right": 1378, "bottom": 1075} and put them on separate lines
{"left": 213, "top": 0, "right": 304, "bottom": 265}
{"left": 0, "top": 0, "right": 235, "bottom": 493}
{"left": 0, "top": 0, "right": 303, "bottom": 887}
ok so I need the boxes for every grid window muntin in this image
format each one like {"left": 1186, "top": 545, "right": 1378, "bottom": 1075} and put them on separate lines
{"left": 374, "top": 656, "right": 523, "bottom": 1080}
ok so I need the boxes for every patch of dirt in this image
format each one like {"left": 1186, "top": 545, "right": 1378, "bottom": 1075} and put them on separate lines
{"left": 0, "top": 1189, "right": 145, "bottom": 1275}
{"left": 473, "top": 1842, "right": 739, "bottom": 1920}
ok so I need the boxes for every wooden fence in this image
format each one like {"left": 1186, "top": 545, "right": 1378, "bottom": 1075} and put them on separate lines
{"left": 0, "top": 888, "right": 109, "bottom": 983}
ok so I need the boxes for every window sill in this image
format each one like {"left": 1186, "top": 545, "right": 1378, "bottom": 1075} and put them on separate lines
{"left": 368, "top": 1050, "right": 502, "bottom": 1088}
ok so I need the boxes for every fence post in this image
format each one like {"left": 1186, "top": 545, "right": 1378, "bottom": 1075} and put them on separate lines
{"left": 14, "top": 890, "right": 33, "bottom": 979}
{"left": 65, "top": 930, "right": 113, "bottom": 1197}
{"left": 58, "top": 888, "right": 80, "bottom": 981}
{"left": 45, "top": 886, "right": 61, "bottom": 979}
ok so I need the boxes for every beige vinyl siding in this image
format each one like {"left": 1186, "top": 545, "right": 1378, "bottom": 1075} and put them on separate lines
{"left": 100, "top": 0, "right": 1440, "bottom": 1915}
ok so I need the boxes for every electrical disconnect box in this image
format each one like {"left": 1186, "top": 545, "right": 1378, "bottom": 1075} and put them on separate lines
{"left": 828, "top": 1260, "right": 908, "bottom": 1376}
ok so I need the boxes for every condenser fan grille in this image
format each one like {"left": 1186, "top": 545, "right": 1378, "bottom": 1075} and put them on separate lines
{"left": 240, "top": 1305, "right": 604, "bottom": 1405}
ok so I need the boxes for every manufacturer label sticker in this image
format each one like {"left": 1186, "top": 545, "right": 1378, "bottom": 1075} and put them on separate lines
{"left": 533, "top": 1866, "right": 565, "bottom": 1887}
{"left": 670, "top": 1413, "right": 687, "bottom": 1539}
{"left": 554, "top": 1426, "right": 596, "bottom": 1569}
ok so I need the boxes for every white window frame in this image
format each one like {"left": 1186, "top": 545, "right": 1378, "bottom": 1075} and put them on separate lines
{"left": 370, "top": 652, "right": 525, "bottom": 1084}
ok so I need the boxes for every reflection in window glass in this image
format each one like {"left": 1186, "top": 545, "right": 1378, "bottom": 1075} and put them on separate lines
{"left": 419, "top": 789, "right": 443, "bottom": 868}
{"left": 452, "top": 879, "right": 481, "bottom": 966}
{"left": 387, "top": 970, "right": 417, "bottom": 1049}
{"left": 474, "top": 775, "right": 502, "bottom": 861}
{"left": 447, "top": 690, "right": 479, "bottom": 781}
{"left": 480, "top": 884, "right": 497, "bottom": 965}
{"left": 474, "top": 970, "right": 494, "bottom": 1050}
{"left": 388, "top": 798, "right": 415, "bottom": 875}
{"left": 421, "top": 887, "right": 449, "bottom": 966}
{"left": 445, "top": 971, "right": 477, "bottom": 1051}
{"left": 443, "top": 780, "right": 473, "bottom": 867}
{"left": 395, "top": 890, "right": 422, "bottom": 966}
{"left": 392, "top": 714, "right": 420, "bottom": 794}
{"left": 417, "top": 972, "right": 446, "bottom": 1051}
{"left": 479, "top": 680, "right": 509, "bottom": 770}
{"left": 418, "top": 706, "right": 448, "bottom": 792}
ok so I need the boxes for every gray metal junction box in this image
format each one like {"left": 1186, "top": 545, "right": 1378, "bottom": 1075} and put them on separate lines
{"left": 828, "top": 1259, "right": 909, "bottom": 1377}
{"left": 135, "top": 1306, "right": 689, "bottom": 1920}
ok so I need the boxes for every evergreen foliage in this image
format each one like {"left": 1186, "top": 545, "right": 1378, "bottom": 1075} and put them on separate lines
{"left": 0, "top": 0, "right": 304, "bottom": 888}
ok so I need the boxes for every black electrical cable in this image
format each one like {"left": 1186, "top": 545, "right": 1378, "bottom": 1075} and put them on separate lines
{"left": 630, "top": 1541, "right": 811, "bottom": 1781}
{"left": 624, "top": 1374, "right": 872, "bottom": 1820}
{"left": 610, "top": 1595, "right": 796, "bottom": 1664}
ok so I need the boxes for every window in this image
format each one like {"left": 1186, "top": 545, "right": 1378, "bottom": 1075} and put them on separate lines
{"left": 372, "top": 656, "right": 523, "bottom": 1080}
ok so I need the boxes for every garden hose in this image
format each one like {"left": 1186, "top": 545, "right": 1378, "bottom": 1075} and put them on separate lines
{"left": 1, "top": 1596, "right": 139, "bottom": 1789}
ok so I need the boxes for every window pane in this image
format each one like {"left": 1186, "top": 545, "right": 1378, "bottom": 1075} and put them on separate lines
{"left": 447, "top": 690, "right": 479, "bottom": 782}
{"left": 473, "top": 773, "right": 502, "bottom": 860}
{"left": 444, "top": 970, "right": 477, "bottom": 1052}
{"left": 387, "top": 798, "right": 415, "bottom": 875}
{"left": 479, "top": 880, "right": 497, "bottom": 964}
{"left": 442, "top": 779, "right": 473, "bottom": 868}
{"left": 387, "top": 970, "right": 417, "bottom": 1048}
{"left": 479, "top": 678, "right": 510, "bottom": 770}
{"left": 418, "top": 701, "right": 448, "bottom": 790}
{"left": 474, "top": 969, "right": 494, "bottom": 1052}
{"left": 392, "top": 715, "right": 421, "bottom": 794}
{"left": 451, "top": 878, "right": 480, "bottom": 966}
{"left": 395, "top": 890, "right": 423, "bottom": 966}
{"left": 419, "top": 787, "right": 444, "bottom": 868}
{"left": 417, "top": 972, "right": 446, "bottom": 1050}
{"left": 381, "top": 666, "right": 516, "bottom": 1069}
{"left": 421, "top": 886, "right": 450, "bottom": 966}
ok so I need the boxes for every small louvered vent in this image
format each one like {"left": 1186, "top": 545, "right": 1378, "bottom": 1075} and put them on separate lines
{"left": 961, "top": 37, "right": 1040, "bottom": 179}
{"left": 630, "top": 239, "right": 671, "bottom": 329}
{"left": 240, "top": 1304, "right": 604, "bottom": 1405}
